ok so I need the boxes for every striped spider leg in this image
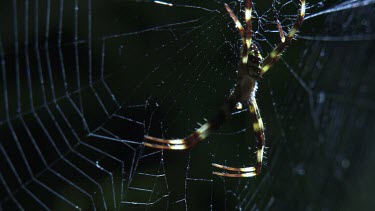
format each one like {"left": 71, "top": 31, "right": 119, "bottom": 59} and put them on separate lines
{"left": 211, "top": 0, "right": 305, "bottom": 177}
{"left": 144, "top": 0, "right": 306, "bottom": 178}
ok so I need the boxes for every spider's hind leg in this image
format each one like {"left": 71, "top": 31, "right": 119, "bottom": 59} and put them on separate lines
{"left": 224, "top": 3, "right": 244, "bottom": 40}
{"left": 260, "top": 0, "right": 306, "bottom": 76}
{"left": 224, "top": 0, "right": 253, "bottom": 65}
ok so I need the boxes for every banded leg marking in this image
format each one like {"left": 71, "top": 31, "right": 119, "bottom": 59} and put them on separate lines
{"left": 143, "top": 123, "right": 211, "bottom": 150}
{"left": 224, "top": 2, "right": 249, "bottom": 65}
{"left": 144, "top": 97, "right": 236, "bottom": 151}
{"left": 212, "top": 98, "right": 265, "bottom": 178}
{"left": 244, "top": 0, "right": 252, "bottom": 50}
{"left": 261, "top": 0, "right": 306, "bottom": 76}
{"left": 212, "top": 163, "right": 256, "bottom": 178}
{"left": 249, "top": 98, "right": 265, "bottom": 175}
{"left": 224, "top": 3, "right": 244, "bottom": 41}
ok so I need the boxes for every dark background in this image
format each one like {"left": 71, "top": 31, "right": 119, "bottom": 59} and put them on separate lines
{"left": 0, "top": 0, "right": 374, "bottom": 210}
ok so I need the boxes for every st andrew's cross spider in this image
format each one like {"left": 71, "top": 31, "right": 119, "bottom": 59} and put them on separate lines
{"left": 144, "top": 0, "right": 306, "bottom": 177}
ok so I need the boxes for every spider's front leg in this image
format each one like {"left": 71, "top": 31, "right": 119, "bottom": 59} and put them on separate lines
{"left": 144, "top": 123, "right": 211, "bottom": 150}
{"left": 144, "top": 87, "right": 245, "bottom": 151}
{"left": 144, "top": 81, "right": 241, "bottom": 150}
{"left": 212, "top": 98, "right": 265, "bottom": 177}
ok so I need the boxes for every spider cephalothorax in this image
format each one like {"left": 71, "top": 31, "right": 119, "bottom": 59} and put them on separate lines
{"left": 144, "top": 0, "right": 305, "bottom": 177}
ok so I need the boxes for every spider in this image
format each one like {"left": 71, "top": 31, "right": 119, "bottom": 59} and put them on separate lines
{"left": 144, "top": 0, "right": 305, "bottom": 177}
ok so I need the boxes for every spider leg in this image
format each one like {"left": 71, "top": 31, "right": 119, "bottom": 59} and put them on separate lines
{"left": 225, "top": 2, "right": 250, "bottom": 65}
{"left": 144, "top": 139, "right": 198, "bottom": 150}
{"left": 244, "top": 0, "right": 253, "bottom": 50}
{"left": 260, "top": 0, "right": 306, "bottom": 76}
{"left": 144, "top": 94, "right": 238, "bottom": 150}
{"left": 212, "top": 164, "right": 257, "bottom": 177}
{"left": 249, "top": 98, "right": 265, "bottom": 174}
{"left": 212, "top": 163, "right": 256, "bottom": 172}
{"left": 212, "top": 98, "right": 265, "bottom": 177}
{"left": 143, "top": 123, "right": 211, "bottom": 150}
{"left": 212, "top": 163, "right": 256, "bottom": 177}
{"left": 224, "top": 3, "right": 244, "bottom": 41}
{"left": 277, "top": 20, "right": 286, "bottom": 43}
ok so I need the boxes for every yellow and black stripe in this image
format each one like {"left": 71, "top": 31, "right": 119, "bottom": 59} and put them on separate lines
{"left": 249, "top": 98, "right": 265, "bottom": 175}
{"left": 261, "top": 0, "right": 305, "bottom": 76}
{"left": 144, "top": 0, "right": 306, "bottom": 178}
{"left": 144, "top": 123, "right": 211, "bottom": 150}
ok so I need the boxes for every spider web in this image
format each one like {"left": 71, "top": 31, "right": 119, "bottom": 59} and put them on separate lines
{"left": 1, "top": 0, "right": 375, "bottom": 210}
